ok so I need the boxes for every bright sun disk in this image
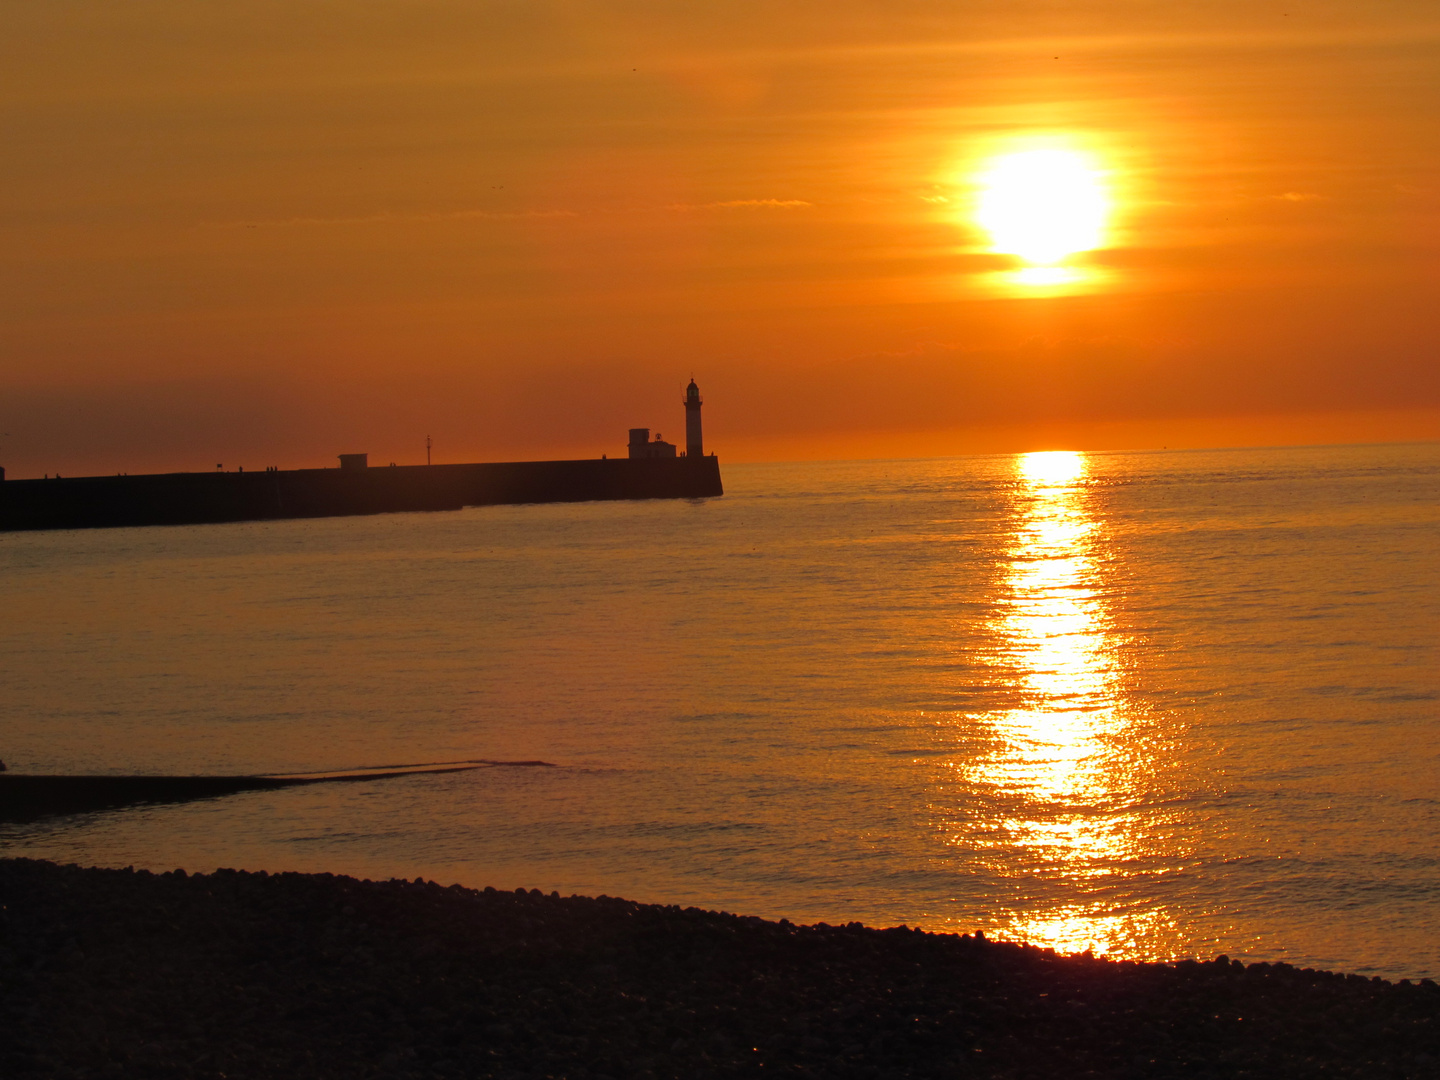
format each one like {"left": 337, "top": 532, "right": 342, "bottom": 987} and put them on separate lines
{"left": 976, "top": 149, "right": 1109, "bottom": 266}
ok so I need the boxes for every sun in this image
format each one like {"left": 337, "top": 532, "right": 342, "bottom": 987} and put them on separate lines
{"left": 975, "top": 148, "right": 1110, "bottom": 266}
{"left": 1019, "top": 450, "right": 1086, "bottom": 486}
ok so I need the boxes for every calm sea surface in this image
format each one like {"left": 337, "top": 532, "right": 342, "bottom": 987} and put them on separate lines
{"left": 3, "top": 444, "right": 1438, "bottom": 978}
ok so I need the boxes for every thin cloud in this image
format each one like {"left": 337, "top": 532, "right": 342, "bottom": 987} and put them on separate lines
{"left": 668, "top": 199, "right": 813, "bottom": 211}
{"left": 208, "top": 208, "right": 581, "bottom": 229}
{"left": 210, "top": 202, "right": 812, "bottom": 229}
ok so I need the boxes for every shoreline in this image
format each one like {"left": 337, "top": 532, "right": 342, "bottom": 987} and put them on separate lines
{"left": 4, "top": 858, "right": 1439, "bottom": 1078}
{"left": 0, "top": 762, "right": 554, "bottom": 823}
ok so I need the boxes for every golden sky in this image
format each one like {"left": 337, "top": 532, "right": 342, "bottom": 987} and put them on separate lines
{"left": 3, "top": 1, "right": 1438, "bottom": 473}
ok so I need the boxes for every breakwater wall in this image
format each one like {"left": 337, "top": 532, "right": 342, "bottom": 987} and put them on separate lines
{"left": 0, "top": 456, "right": 723, "bottom": 532}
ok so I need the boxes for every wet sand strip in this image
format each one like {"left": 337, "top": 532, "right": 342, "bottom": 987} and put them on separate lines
{"left": 0, "top": 759, "right": 554, "bottom": 823}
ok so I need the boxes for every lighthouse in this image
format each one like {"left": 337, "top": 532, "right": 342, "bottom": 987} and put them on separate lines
{"left": 684, "top": 379, "right": 704, "bottom": 458}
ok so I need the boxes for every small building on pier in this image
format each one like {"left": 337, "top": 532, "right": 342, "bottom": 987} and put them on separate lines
{"left": 627, "top": 429, "right": 677, "bottom": 459}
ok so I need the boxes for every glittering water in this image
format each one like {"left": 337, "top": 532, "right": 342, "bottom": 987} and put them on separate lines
{"left": 3, "top": 444, "right": 1438, "bottom": 978}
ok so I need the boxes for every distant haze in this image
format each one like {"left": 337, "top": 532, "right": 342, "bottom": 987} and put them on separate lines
{"left": 2, "top": 1, "right": 1438, "bottom": 476}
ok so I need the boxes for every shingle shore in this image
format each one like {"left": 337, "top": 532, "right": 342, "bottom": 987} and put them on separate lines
{"left": 2, "top": 858, "right": 1437, "bottom": 1079}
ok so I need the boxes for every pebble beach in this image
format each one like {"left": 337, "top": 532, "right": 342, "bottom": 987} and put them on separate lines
{"left": 4, "top": 857, "right": 1439, "bottom": 1079}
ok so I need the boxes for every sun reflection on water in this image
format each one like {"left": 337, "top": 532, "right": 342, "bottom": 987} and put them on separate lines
{"left": 998, "top": 450, "right": 1119, "bottom": 815}
{"left": 934, "top": 451, "right": 1180, "bottom": 961}
{"left": 1005, "top": 906, "right": 1182, "bottom": 961}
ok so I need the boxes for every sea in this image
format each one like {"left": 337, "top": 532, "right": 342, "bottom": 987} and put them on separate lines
{"left": 3, "top": 443, "right": 1438, "bottom": 980}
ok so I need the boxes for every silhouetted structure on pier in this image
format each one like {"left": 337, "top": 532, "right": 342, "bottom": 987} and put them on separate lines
{"left": 627, "top": 429, "right": 677, "bottom": 459}
{"left": 685, "top": 378, "right": 704, "bottom": 459}
{"left": 0, "top": 383, "right": 722, "bottom": 532}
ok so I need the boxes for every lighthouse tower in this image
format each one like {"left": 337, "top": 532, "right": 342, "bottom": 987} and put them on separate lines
{"left": 684, "top": 379, "right": 704, "bottom": 458}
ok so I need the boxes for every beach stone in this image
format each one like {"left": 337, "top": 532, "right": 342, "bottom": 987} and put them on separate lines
{"left": 3, "top": 857, "right": 1439, "bottom": 1079}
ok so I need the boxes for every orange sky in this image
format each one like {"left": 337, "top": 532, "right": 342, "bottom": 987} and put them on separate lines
{"left": 3, "top": 1, "right": 1438, "bottom": 475}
